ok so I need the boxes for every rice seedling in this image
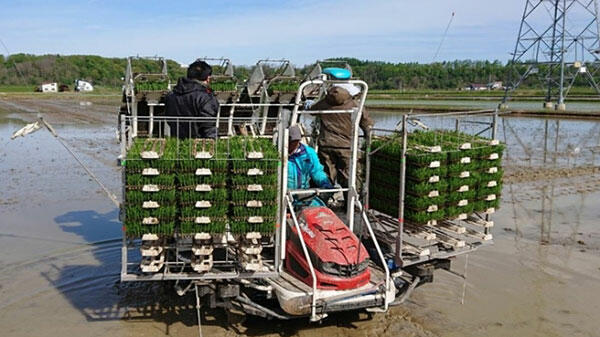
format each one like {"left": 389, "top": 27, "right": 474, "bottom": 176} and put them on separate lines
{"left": 476, "top": 144, "right": 506, "bottom": 158}
{"left": 406, "top": 166, "right": 448, "bottom": 181}
{"left": 447, "top": 162, "right": 478, "bottom": 177}
{"left": 179, "top": 189, "right": 228, "bottom": 204}
{"left": 406, "top": 151, "right": 447, "bottom": 167}
{"left": 268, "top": 81, "right": 300, "bottom": 93}
{"left": 178, "top": 173, "right": 227, "bottom": 188}
{"left": 445, "top": 204, "right": 474, "bottom": 218}
{"left": 125, "top": 138, "right": 178, "bottom": 172}
{"left": 134, "top": 80, "right": 168, "bottom": 92}
{"left": 230, "top": 221, "right": 276, "bottom": 235}
{"left": 125, "top": 221, "right": 176, "bottom": 236}
{"left": 180, "top": 218, "right": 228, "bottom": 234}
{"left": 471, "top": 198, "right": 500, "bottom": 213}
{"left": 179, "top": 138, "right": 228, "bottom": 159}
{"left": 448, "top": 177, "right": 478, "bottom": 191}
{"left": 210, "top": 81, "right": 238, "bottom": 92}
{"left": 231, "top": 159, "right": 279, "bottom": 174}
{"left": 404, "top": 194, "right": 446, "bottom": 211}
{"left": 126, "top": 190, "right": 177, "bottom": 204}
{"left": 406, "top": 180, "right": 449, "bottom": 196}
{"left": 231, "top": 174, "right": 277, "bottom": 186}
{"left": 477, "top": 158, "right": 503, "bottom": 170}
{"left": 446, "top": 149, "right": 478, "bottom": 163}
{"left": 475, "top": 184, "right": 503, "bottom": 198}
{"left": 369, "top": 196, "right": 399, "bottom": 217}
{"left": 446, "top": 190, "right": 476, "bottom": 203}
{"left": 369, "top": 172, "right": 400, "bottom": 191}
{"left": 231, "top": 189, "right": 278, "bottom": 203}
{"left": 474, "top": 168, "right": 504, "bottom": 182}
{"left": 370, "top": 129, "right": 506, "bottom": 222}
{"left": 405, "top": 209, "right": 445, "bottom": 224}
{"left": 232, "top": 205, "right": 278, "bottom": 218}
{"left": 125, "top": 205, "right": 177, "bottom": 221}
{"left": 181, "top": 205, "right": 228, "bottom": 218}
{"left": 179, "top": 159, "right": 229, "bottom": 173}
{"left": 229, "top": 136, "right": 278, "bottom": 160}
{"left": 126, "top": 174, "right": 176, "bottom": 187}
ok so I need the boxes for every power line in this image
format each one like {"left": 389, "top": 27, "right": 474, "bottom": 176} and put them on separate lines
{"left": 433, "top": 11, "right": 455, "bottom": 62}
{"left": 0, "top": 37, "right": 26, "bottom": 83}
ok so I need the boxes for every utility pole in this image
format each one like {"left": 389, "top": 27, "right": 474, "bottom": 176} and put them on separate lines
{"left": 501, "top": 0, "right": 600, "bottom": 111}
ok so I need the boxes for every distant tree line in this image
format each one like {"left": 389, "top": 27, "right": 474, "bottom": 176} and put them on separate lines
{"left": 0, "top": 54, "right": 187, "bottom": 88}
{"left": 0, "top": 54, "right": 588, "bottom": 90}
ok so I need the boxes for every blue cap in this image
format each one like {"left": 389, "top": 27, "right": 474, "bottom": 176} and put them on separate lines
{"left": 323, "top": 67, "right": 351, "bottom": 80}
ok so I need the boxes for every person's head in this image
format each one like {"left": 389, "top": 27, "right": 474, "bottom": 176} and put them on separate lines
{"left": 288, "top": 125, "right": 302, "bottom": 154}
{"left": 187, "top": 60, "right": 212, "bottom": 83}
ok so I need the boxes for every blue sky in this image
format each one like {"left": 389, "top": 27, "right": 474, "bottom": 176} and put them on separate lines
{"left": 0, "top": 0, "right": 527, "bottom": 66}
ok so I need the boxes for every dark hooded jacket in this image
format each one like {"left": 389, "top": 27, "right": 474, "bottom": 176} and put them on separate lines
{"left": 309, "top": 86, "right": 373, "bottom": 148}
{"left": 165, "top": 77, "right": 219, "bottom": 138}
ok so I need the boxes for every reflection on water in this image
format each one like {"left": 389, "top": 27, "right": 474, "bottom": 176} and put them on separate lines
{"left": 367, "top": 99, "right": 600, "bottom": 112}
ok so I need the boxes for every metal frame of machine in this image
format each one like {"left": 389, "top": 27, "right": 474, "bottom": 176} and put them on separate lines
{"left": 117, "top": 63, "right": 498, "bottom": 326}
{"left": 122, "top": 55, "right": 171, "bottom": 139}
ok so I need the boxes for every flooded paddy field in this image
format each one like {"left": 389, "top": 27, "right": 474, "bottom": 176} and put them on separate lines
{"left": 367, "top": 99, "right": 600, "bottom": 116}
{"left": 1, "top": 95, "right": 599, "bottom": 337}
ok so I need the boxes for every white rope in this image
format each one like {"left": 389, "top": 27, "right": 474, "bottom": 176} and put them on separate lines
{"left": 461, "top": 253, "right": 469, "bottom": 305}
{"left": 53, "top": 133, "right": 120, "bottom": 208}
{"left": 11, "top": 117, "right": 120, "bottom": 208}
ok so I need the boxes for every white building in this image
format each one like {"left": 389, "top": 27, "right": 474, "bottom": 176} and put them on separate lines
{"left": 75, "top": 80, "right": 94, "bottom": 92}
{"left": 40, "top": 82, "right": 58, "bottom": 93}
{"left": 488, "top": 81, "right": 504, "bottom": 90}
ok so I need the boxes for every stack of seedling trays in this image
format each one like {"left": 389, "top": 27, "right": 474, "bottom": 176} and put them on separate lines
{"left": 370, "top": 135, "right": 448, "bottom": 225}
{"left": 369, "top": 138, "right": 402, "bottom": 217}
{"left": 179, "top": 138, "right": 229, "bottom": 272}
{"left": 370, "top": 130, "right": 505, "bottom": 226}
{"left": 437, "top": 132, "right": 477, "bottom": 220}
{"left": 471, "top": 139, "right": 505, "bottom": 214}
{"left": 211, "top": 80, "right": 239, "bottom": 103}
{"left": 134, "top": 78, "right": 169, "bottom": 101}
{"left": 267, "top": 80, "right": 300, "bottom": 102}
{"left": 179, "top": 138, "right": 229, "bottom": 235}
{"left": 229, "top": 137, "right": 279, "bottom": 235}
{"left": 403, "top": 132, "right": 448, "bottom": 225}
{"left": 230, "top": 137, "right": 279, "bottom": 271}
{"left": 124, "top": 138, "right": 178, "bottom": 272}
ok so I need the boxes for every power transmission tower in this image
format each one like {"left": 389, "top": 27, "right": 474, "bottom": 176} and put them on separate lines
{"left": 501, "top": 0, "right": 600, "bottom": 111}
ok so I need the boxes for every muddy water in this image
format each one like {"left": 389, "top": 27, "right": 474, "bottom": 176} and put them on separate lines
{"left": 367, "top": 99, "right": 600, "bottom": 112}
{"left": 1, "top": 99, "right": 599, "bottom": 337}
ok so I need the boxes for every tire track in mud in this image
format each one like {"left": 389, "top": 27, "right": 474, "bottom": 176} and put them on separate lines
{"left": 504, "top": 165, "right": 600, "bottom": 184}
{"left": 0, "top": 96, "right": 118, "bottom": 125}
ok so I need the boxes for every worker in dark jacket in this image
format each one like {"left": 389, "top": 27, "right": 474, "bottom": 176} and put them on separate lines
{"left": 309, "top": 85, "right": 373, "bottom": 192}
{"left": 165, "top": 60, "right": 219, "bottom": 138}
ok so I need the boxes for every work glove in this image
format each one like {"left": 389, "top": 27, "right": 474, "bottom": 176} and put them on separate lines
{"left": 304, "top": 99, "right": 315, "bottom": 110}
{"left": 319, "top": 181, "right": 335, "bottom": 203}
